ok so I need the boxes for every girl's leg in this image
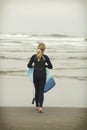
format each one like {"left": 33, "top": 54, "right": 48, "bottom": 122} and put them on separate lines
{"left": 33, "top": 70, "right": 39, "bottom": 107}
{"left": 35, "top": 86, "right": 39, "bottom": 107}
{"left": 38, "top": 78, "right": 46, "bottom": 107}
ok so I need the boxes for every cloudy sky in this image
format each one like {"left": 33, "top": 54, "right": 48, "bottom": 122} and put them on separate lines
{"left": 0, "top": 0, "right": 87, "bottom": 36}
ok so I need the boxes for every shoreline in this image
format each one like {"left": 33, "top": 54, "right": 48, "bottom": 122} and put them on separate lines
{"left": 0, "top": 76, "right": 87, "bottom": 107}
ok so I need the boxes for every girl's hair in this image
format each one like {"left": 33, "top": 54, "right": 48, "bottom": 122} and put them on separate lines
{"left": 37, "top": 43, "right": 46, "bottom": 50}
{"left": 36, "top": 49, "right": 45, "bottom": 61}
{"left": 36, "top": 49, "right": 42, "bottom": 61}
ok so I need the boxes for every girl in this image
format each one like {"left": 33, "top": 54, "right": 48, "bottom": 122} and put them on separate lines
{"left": 27, "top": 43, "right": 53, "bottom": 112}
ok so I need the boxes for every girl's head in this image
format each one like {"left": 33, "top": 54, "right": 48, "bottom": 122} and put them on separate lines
{"left": 37, "top": 43, "right": 46, "bottom": 53}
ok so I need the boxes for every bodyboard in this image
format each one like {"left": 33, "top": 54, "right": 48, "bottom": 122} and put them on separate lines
{"left": 28, "top": 68, "right": 56, "bottom": 93}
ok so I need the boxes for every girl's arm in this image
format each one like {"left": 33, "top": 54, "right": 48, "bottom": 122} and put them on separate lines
{"left": 27, "top": 55, "right": 35, "bottom": 68}
{"left": 45, "top": 55, "right": 53, "bottom": 69}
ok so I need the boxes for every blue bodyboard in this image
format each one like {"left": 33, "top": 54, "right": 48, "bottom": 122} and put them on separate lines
{"left": 28, "top": 68, "right": 56, "bottom": 93}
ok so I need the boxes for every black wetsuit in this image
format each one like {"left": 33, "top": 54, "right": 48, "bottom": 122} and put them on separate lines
{"left": 27, "top": 54, "right": 53, "bottom": 107}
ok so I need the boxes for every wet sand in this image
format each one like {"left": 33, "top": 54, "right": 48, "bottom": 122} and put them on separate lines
{"left": 0, "top": 107, "right": 87, "bottom": 130}
{"left": 0, "top": 76, "right": 87, "bottom": 107}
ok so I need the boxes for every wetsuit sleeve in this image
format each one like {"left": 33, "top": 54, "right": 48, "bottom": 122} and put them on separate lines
{"left": 45, "top": 55, "right": 53, "bottom": 69}
{"left": 27, "top": 55, "right": 35, "bottom": 68}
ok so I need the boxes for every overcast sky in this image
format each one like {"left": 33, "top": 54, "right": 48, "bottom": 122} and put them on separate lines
{"left": 0, "top": 0, "right": 87, "bottom": 36}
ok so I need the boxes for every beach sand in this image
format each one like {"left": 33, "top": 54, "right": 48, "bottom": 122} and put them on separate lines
{"left": 0, "top": 107, "right": 87, "bottom": 130}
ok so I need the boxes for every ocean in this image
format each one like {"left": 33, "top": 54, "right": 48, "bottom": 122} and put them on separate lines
{"left": 0, "top": 34, "right": 87, "bottom": 107}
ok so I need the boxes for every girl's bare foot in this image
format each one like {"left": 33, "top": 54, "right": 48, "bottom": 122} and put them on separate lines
{"left": 38, "top": 107, "right": 43, "bottom": 113}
